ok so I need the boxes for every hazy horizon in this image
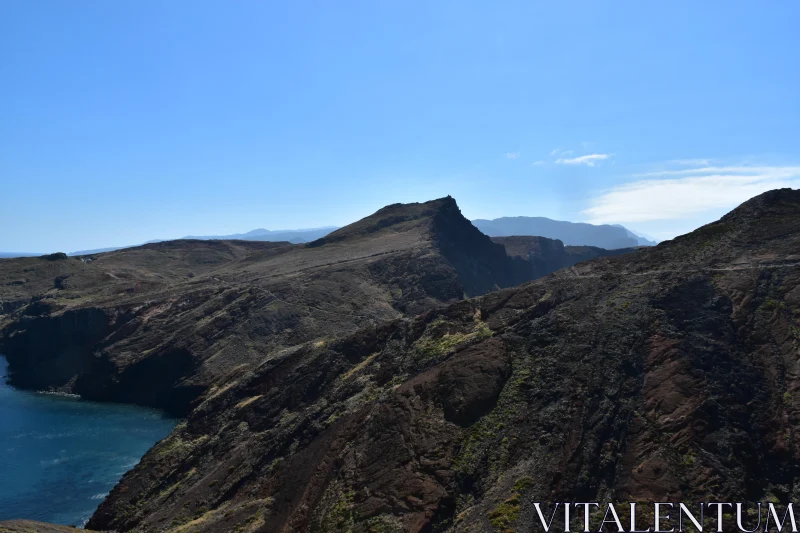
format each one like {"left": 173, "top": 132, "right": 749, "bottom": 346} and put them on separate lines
{"left": 1, "top": 207, "right": 660, "bottom": 256}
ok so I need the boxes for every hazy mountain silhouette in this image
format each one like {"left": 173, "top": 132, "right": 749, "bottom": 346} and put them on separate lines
{"left": 68, "top": 227, "right": 340, "bottom": 256}
{"left": 0, "top": 252, "right": 41, "bottom": 259}
{"left": 472, "top": 216, "right": 657, "bottom": 248}
{"left": 8, "top": 217, "right": 659, "bottom": 259}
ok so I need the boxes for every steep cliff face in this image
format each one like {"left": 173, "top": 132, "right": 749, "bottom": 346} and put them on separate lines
{"left": 491, "top": 235, "right": 636, "bottom": 279}
{"left": 0, "top": 198, "right": 542, "bottom": 417}
{"left": 7, "top": 191, "right": 797, "bottom": 532}
{"left": 81, "top": 189, "right": 800, "bottom": 533}
{"left": 431, "top": 197, "right": 530, "bottom": 295}
{"left": 2, "top": 307, "right": 111, "bottom": 390}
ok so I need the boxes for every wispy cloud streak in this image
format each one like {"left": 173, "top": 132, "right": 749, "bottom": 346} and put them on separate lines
{"left": 583, "top": 164, "right": 800, "bottom": 224}
{"left": 556, "top": 153, "right": 612, "bottom": 167}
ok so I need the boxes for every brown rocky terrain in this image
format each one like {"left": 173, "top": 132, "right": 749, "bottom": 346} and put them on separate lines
{"left": 0, "top": 197, "right": 548, "bottom": 417}
{"left": 4, "top": 189, "right": 799, "bottom": 532}
{"left": 491, "top": 236, "right": 637, "bottom": 280}
{"left": 0, "top": 198, "right": 629, "bottom": 421}
{"left": 0, "top": 520, "right": 91, "bottom": 533}
{"left": 0, "top": 197, "right": 627, "bottom": 532}
{"left": 90, "top": 189, "right": 800, "bottom": 532}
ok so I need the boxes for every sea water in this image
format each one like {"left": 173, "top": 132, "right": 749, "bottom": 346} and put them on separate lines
{"left": 0, "top": 356, "right": 176, "bottom": 527}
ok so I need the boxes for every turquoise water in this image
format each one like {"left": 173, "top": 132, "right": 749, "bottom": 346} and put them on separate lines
{"left": 0, "top": 356, "right": 176, "bottom": 527}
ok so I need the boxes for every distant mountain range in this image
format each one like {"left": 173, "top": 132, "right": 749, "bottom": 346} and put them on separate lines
{"left": 472, "top": 216, "right": 657, "bottom": 249}
{"left": 67, "top": 227, "right": 339, "bottom": 256}
{"left": 1, "top": 218, "right": 655, "bottom": 259}
{"left": 2, "top": 190, "right": 797, "bottom": 533}
{"left": 611, "top": 224, "right": 659, "bottom": 246}
{"left": 0, "top": 252, "right": 42, "bottom": 259}
{"left": 181, "top": 226, "right": 338, "bottom": 244}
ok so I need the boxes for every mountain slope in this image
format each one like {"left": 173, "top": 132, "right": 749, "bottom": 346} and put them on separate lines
{"left": 0, "top": 198, "right": 536, "bottom": 417}
{"left": 491, "top": 236, "right": 637, "bottom": 279}
{"left": 473, "top": 216, "right": 655, "bottom": 249}
{"left": 69, "top": 227, "right": 339, "bottom": 255}
{"left": 77, "top": 188, "right": 800, "bottom": 532}
{"left": 0, "top": 520, "right": 89, "bottom": 532}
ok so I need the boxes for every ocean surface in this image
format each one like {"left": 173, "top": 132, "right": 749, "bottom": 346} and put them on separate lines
{"left": 0, "top": 356, "right": 176, "bottom": 527}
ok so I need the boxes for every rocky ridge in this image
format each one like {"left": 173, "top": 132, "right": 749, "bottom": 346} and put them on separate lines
{"left": 5, "top": 190, "right": 797, "bottom": 532}
{"left": 83, "top": 189, "right": 800, "bottom": 532}
{"left": 0, "top": 197, "right": 536, "bottom": 416}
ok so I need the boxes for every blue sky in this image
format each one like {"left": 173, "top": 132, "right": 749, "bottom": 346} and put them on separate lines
{"left": 1, "top": 1, "right": 798, "bottom": 252}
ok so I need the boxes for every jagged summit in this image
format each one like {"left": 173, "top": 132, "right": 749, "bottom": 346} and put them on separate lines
{"left": 722, "top": 187, "right": 800, "bottom": 220}
{"left": 75, "top": 188, "right": 800, "bottom": 533}
{"left": 0, "top": 195, "right": 542, "bottom": 417}
{"left": 302, "top": 196, "right": 524, "bottom": 296}
{"left": 4, "top": 190, "right": 799, "bottom": 532}
{"left": 307, "top": 196, "right": 459, "bottom": 246}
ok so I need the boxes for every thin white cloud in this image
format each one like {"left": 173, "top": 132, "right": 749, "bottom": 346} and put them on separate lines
{"left": 550, "top": 148, "right": 573, "bottom": 157}
{"left": 666, "top": 158, "right": 712, "bottom": 167}
{"left": 633, "top": 165, "right": 800, "bottom": 178}
{"left": 583, "top": 164, "right": 800, "bottom": 224}
{"left": 505, "top": 152, "right": 520, "bottom": 159}
{"left": 532, "top": 160, "right": 545, "bottom": 166}
{"left": 556, "top": 153, "right": 612, "bottom": 167}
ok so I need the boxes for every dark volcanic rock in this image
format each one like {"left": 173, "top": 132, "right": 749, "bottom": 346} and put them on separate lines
{"left": 0, "top": 198, "right": 540, "bottom": 415}
{"left": 40, "top": 252, "right": 69, "bottom": 261}
{"left": 82, "top": 190, "right": 800, "bottom": 532}
{"left": 6, "top": 190, "right": 800, "bottom": 533}
{"left": 491, "top": 235, "right": 636, "bottom": 279}
{"left": 2, "top": 307, "right": 111, "bottom": 390}
{"left": 431, "top": 197, "right": 530, "bottom": 295}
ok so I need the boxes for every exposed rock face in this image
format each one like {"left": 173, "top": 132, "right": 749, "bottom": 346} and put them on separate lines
{"left": 0, "top": 198, "right": 563, "bottom": 417}
{"left": 491, "top": 235, "right": 636, "bottom": 279}
{"left": 2, "top": 307, "right": 111, "bottom": 389}
{"left": 75, "top": 188, "right": 800, "bottom": 532}
{"left": 9, "top": 190, "right": 797, "bottom": 533}
{"left": 0, "top": 520, "right": 91, "bottom": 532}
{"left": 430, "top": 199, "right": 532, "bottom": 295}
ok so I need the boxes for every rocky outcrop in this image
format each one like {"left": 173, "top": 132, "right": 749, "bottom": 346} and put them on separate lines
{"left": 80, "top": 190, "right": 800, "bottom": 532}
{"left": 0, "top": 520, "right": 93, "bottom": 533}
{"left": 2, "top": 307, "right": 111, "bottom": 391}
{"left": 6, "top": 190, "right": 800, "bottom": 532}
{"left": 491, "top": 235, "right": 636, "bottom": 279}
{"left": 0, "top": 198, "right": 544, "bottom": 417}
{"left": 431, "top": 197, "right": 527, "bottom": 295}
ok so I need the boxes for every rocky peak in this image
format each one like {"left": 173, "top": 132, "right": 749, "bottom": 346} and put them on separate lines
{"left": 721, "top": 187, "right": 800, "bottom": 222}
{"left": 307, "top": 196, "right": 460, "bottom": 247}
